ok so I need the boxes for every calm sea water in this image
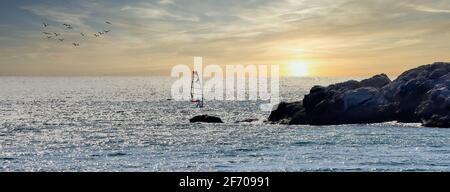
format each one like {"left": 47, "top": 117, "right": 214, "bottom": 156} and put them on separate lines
{"left": 0, "top": 77, "right": 449, "bottom": 172}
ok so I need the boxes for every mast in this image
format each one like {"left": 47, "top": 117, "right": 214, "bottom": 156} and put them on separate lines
{"left": 191, "top": 70, "right": 195, "bottom": 102}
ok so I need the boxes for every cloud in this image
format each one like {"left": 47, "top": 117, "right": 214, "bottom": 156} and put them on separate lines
{"left": 120, "top": 4, "right": 198, "bottom": 22}
{"left": 21, "top": 5, "right": 90, "bottom": 28}
{"left": 158, "top": 0, "right": 175, "bottom": 5}
{"left": 408, "top": 4, "right": 450, "bottom": 14}
{"left": 2, "top": 0, "right": 450, "bottom": 76}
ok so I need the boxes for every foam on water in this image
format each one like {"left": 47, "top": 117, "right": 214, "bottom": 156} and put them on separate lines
{"left": 0, "top": 77, "right": 449, "bottom": 171}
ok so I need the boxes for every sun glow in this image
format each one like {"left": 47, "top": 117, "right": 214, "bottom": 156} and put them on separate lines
{"left": 289, "top": 62, "right": 309, "bottom": 77}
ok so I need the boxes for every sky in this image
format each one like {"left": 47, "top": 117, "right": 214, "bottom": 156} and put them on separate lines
{"left": 0, "top": 0, "right": 450, "bottom": 77}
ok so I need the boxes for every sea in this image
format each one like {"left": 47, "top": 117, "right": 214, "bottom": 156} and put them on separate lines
{"left": 0, "top": 77, "right": 449, "bottom": 171}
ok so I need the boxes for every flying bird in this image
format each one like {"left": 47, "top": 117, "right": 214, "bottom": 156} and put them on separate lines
{"left": 63, "top": 23, "right": 73, "bottom": 29}
{"left": 39, "top": 20, "right": 114, "bottom": 46}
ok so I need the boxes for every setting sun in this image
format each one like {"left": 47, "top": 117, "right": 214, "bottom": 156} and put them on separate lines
{"left": 289, "top": 62, "right": 309, "bottom": 77}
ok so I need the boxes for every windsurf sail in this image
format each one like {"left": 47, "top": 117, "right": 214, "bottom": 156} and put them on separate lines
{"left": 191, "top": 70, "right": 204, "bottom": 108}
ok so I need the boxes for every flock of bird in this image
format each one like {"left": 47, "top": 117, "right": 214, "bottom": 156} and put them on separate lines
{"left": 41, "top": 21, "right": 112, "bottom": 47}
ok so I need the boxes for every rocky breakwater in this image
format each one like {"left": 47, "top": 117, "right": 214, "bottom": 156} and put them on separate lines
{"left": 268, "top": 62, "right": 450, "bottom": 128}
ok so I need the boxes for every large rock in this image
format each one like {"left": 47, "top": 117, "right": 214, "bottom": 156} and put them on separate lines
{"left": 381, "top": 62, "right": 450, "bottom": 123}
{"left": 416, "top": 84, "right": 450, "bottom": 127}
{"left": 270, "top": 74, "right": 392, "bottom": 125}
{"left": 361, "top": 74, "right": 391, "bottom": 88}
{"left": 268, "top": 62, "right": 450, "bottom": 128}
{"left": 190, "top": 115, "right": 223, "bottom": 123}
{"left": 295, "top": 74, "right": 391, "bottom": 125}
{"left": 294, "top": 87, "right": 393, "bottom": 125}
{"left": 268, "top": 101, "right": 304, "bottom": 124}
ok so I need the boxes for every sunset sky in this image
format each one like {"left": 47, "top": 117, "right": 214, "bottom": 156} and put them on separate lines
{"left": 1, "top": 0, "right": 450, "bottom": 77}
